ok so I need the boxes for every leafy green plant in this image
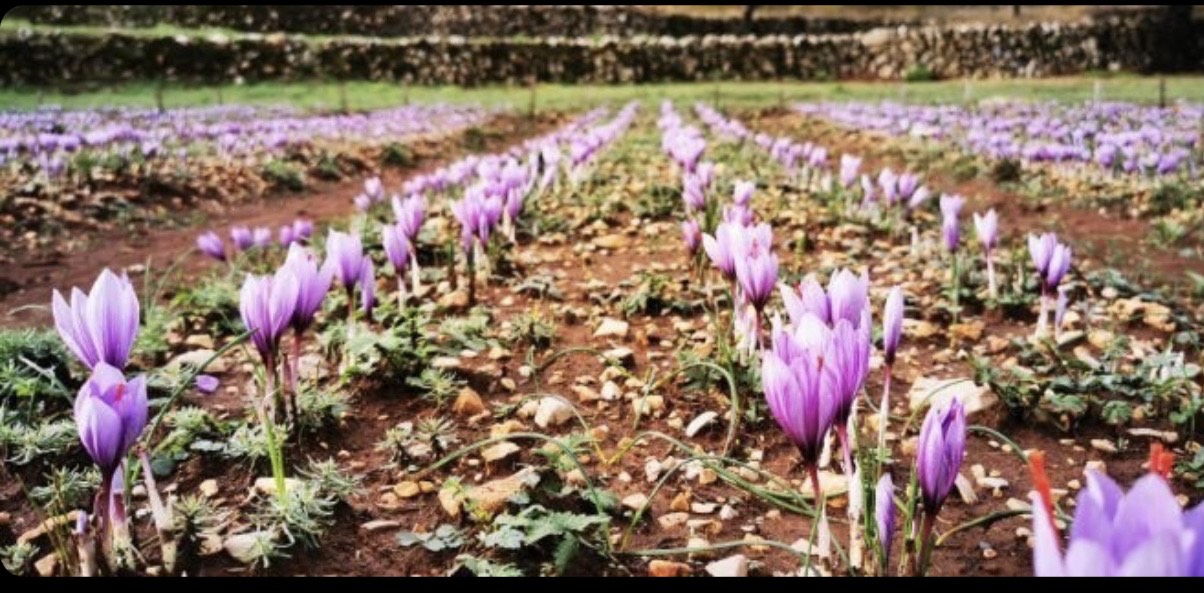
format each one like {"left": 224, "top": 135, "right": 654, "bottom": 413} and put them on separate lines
{"left": 406, "top": 368, "right": 465, "bottom": 409}
{"left": 151, "top": 406, "right": 230, "bottom": 475}
{"left": 396, "top": 524, "right": 467, "bottom": 552}
{"left": 0, "top": 542, "right": 39, "bottom": 576}
{"left": 904, "top": 64, "right": 935, "bottom": 82}
{"left": 451, "top": 554, "right": 524, "bottom": 577}
{"left": 29, "top": 466, "right": 101, "bottom": 510}
{"left": 505, "top": 309, "right": 558, "bottom": 349}
{"left": 481, "top": 505, "right": 610, "bottom": 575}
{"left": 172, "top": 276, "right": 242, "bottom": 336}
{"left": 298, "top": 458, "right": 361, "bottom": 501}
{"left": 621, "top": 271, "right": 672, "bottom": 317}
{"left": 381, "top": 142, "right": 413, "bottom": 167}
{"left": 1175, "top": 446, "right": 1204, "bottom": 488}
{"left": 262, "top": 159, "right": 306, "bottom": 191}
{"left": 0, "top": 329, "right": 73, "bottom": 417}
{"left": 438, "top": 308, "right": 497, "bottom": 353}
{"left": 377, "top": 418, "right": 458, "bottom": 465}
{"left": 254, "top": 481, "right": 336, "bottom": 550}
{"left": 2, "top": 418, "right": 78, "bottom": 465}
{"left": 296, "top": 387, "right": 348, "bottom": 432}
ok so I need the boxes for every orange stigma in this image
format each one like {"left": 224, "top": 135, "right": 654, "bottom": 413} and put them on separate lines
{"left": 1149, "top": 442, "right": 1174, "bottom": 480}
{"left": 1028, "top": 450, "right": 1058, "bottom": 536}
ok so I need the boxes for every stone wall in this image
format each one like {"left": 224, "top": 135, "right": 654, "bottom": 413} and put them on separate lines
{"left": 1, "top": 16, "right": 1197, "bottom": 87}
{"left": 9, "top": 5, "right": 909, "bottom": 37}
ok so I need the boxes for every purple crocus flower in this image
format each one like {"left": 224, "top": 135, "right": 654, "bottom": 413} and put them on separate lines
{"left": 827, "top": 269, "right": 870, "bottom": 328}
{"left": 451, "top": 190, "right": 488, "bottom": 254}
{"left": 876, "top": 473, "right": 896, "bottom": 563}
{"left": 52, "top": 269, "right": 140, "bottom": 371}
{"left": 839, "top": 154, "right": 861, "bottom": 188}
{"left": 696, "top": 162, "right": 715, "bottom": 189}
{"left": 360, "top": 260, "right": 376, "bottom": 316}
{"left": 973, "top": 209, "right": 998, "bottom": 251}
{"left": 324, "top": 229, "right": 366, "bottom": 291}
{"left": 292, "top": 219, "right": 314, "bottom": 241}
{"left": 907, "top": 186, "right": 931, "bottom": 211}
{"left": 353, "top": 193, "right": 372, "bottom": 212}
{"left": 682, "top": 219, "right": 701, "bottom": 256}
{"left": 1028, "top": 232, "right": 1059, "bottom": 279}
{"left": 279, "top": 225, "right": 295, "bottom": 248}
{"left": 735, "top": 248, "right": 779, "bottom": 313}
{"left": 381, "top": 223, "right": 411, "bottom": 275}
{"left": 363, "top": 176, "right": 383, "bottom": 200}
{"left": 882, "top": 286, "right": 904, "bottom": 366}
{"left": 1032, "top": 472, "right": 1204, "bottom": 576}
{"left": 939, "top": 194, "right": 966, "bottom": 220}
{"left": 252, "top": 227, "right": 273, "bottom": 248}
{"left": 231, "top": 226, "right": 254, "bottom": 251}
{"left": 282, "top": 243, "right": 333, "bottom": 332}
{"left": 897, "top": 173, "right": 919, "bottom": 201}
{"left": 732, "top": 180, "right": 755, "bottom": 208}
{"left": 1045, "top": 243, "right": 1072, "bottom": 290}
{"left": 916, "top": 399, "right": 966, "bottom": 515}
{"left": 781, "top": 277, "right": 832, "bottom": 326}
{"left": 682, "top": 174, "right": 706, "bottom": 211}
{"left": 762, "top": 318, "right": 837, "bottom": 468}
{"left": 196, "top": 231, "right": 226, "bottom": 262}
{"left": 722, "top": 204, "right": 754, "bottom": 226}
{"left": 878, "top": 169, "right": 898, "bottom": 205}
{"left": 702, "top": 222, "right": 741, "bottom": 280}
{"left": 195, "top": 374, "right": 220, "bottom": 394}
{"left": 941, "top": 214, "right": 960, "bottom": 253}
{"left": 74, "top": 362, "right": 148, "bottom": 475}
{"left": 239, "top": 269, "right": 299, "bottom": 363}
{"left": 391, "top": 194, "right": 426, "bottom": 242}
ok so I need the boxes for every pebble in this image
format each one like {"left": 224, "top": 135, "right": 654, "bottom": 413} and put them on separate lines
{"left": 360, "top": 520, "right": 401, "bottom": 532}
{"left": 199, "top": 479, "right": 219, "bottom": 498}
{"left": 691, "top": 502, "right": 716, "bottom": 514}
{"left": 1090, "top": 439, "right": 1118, "bottom": 454}
{"left": 594, "top": 317, "right": 629, "bottom": 338}
{"left": 622, "top": 493, "right": 650, "bottom": 511}
{"left": 669, "top": 492, "right": 691, "bottom": 512}
{"left": 685, "top": 411, "right": 719, "bottom": 438}
{"left": 534, "top": 397, "right": 574, "bottom": 428}
{"left": 452, "top": 387, "right": 485, "bottom": 416}
{"left": 648, "top": 560, "right": 692, "bottom": 577}
{"left": 705, "top": 554, "right": 748, "bottom": 578}
{"left": 657, "top": 512, "right": 690, "bottom": 530}
{"left": 392, "top": 481, "right": 421, "bottom": 498}
{"left": 481, "top": 442, "right": 521, "bottom": 464}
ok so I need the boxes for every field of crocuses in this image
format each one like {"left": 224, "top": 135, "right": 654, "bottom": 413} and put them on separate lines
{"left": 1, "top": 88, "right": 1203, "bottom": 579}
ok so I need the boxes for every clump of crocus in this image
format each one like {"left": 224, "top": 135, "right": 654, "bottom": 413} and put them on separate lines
{"left": 940, "top": 194, "right": 965, "bottom": 323}
{"left": 451, "top": 188, "right": 499, "bottom": 307}
{"left": 239, "top": 267, "right": 299, "bottom": 497}
{"left": 1029, "top": 456, "right": 1204, "bottom": 576}
{"left": 681, "top": 218, "right": 701, "bottom": 257}
{"left": 391, "top": 193, "right": 426, "bottom": 296}
{"left": 325, "top": 229, "right": 369, "bottom": 330}
{"left": 280, "top": 244, "right": 332, "bottom": 405}
{"left": 840, "top": 154, "right": 862, "bottom": 189}
{"left": 682, "top": 173, "right": 706, "bottom": 212}
{"left": 1028, "top": 232, "right": 1072, "bottom": 338}
{"left": 196, "top": 231, "right": 226, "bottom": 262}
{"left": 252, "top": 227, "right": 273, "bottom": 248}
{"left": 381, "top": 222, "right": 413, "bottom": 308}
{"left": 52, "top": 268, "right": 140, "bottom": 371}
{"left": 972, "top": 209, "right": 999, "bottom": 300}
{"left": 231, "top": 226, "right": 254, "bottom": 251}
{"left": 74, "top": 362, "right": 148, "bottom": 571}
{"left": 910, "top": 399, "right": 966, "bottom": 575}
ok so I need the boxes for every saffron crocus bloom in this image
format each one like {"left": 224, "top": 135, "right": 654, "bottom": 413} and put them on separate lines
{"left": 195, "top": 374, "right": 219, "bottom": 394}
{"left": 363, "top": 176, "right": 383, "bottom": 200}
{"left": 735, "top": 248, "right": 779, "bottom": 313}
{"left": 239, "top": 270, "right": 299, "bottom": 362}
{"left": 1028, "top": 232, "right": 1059, "bottom": 279}
{"left": 878, "top": 169, "right": 898, "bottom": 205}
{"left": 681, "top": 219, "right": 701, "bottom": 256}
{"left": 196, "top": 231, "right": 226, "bottom": 261}
{"left": 252, "top": 227, "right": 273, "bottom": 248}
{"left": 732, "top": 180, "right": 755, "bottom": 207}
{"left": 52, "top": 268, "right": 140, "bottom": 371}
{"left": 353, "top": 194, "right": 372, "bottom": 212}
{"left": 941, "top": 214, "right": 961, "bottom": 253}
{"left": 839, "top": 154, "right": 861, "bottom": 188}
{"left": 282, "top": 244, "right": 333, "bottom": 332}
{"left": 324, "top": 230, "right": 366, "bottom": 291}
{"left": 381, "top": 223, "right": 411, "bottom": 276}
{"left": 292, "top": 219, "right": 314, "bottom": 241}
{"left": 973, "top": 210, "right": 998, "bottom": 252}
{"left": 1031, "top": 472, "right": 1204, "bottom": 576}
{"left": 762, "top": 318, "right": 838, "bottom": 467}
{"left": 231, "top": 226, "right": 253, "bottom": 251}
{"left": 882, "top": 286, "right": 904, "bottom": 366}
{"left": 827, "top": 268, "right": 870, "bottom": 327}
{"left": 279, "top": 225, "right": 296, "bottom": 248}
{"left": 907, "top": 186, "right": 931, "bottom": 211}
{"left": 897, "top": 173, "right": 919, "bottom": 201}
{"left": 702, "top": 222, "right": 741, "bottom": 280}
{"left": 74, "top": 363, "right": 148, "bottom": 475}
{"left": 696, "top": 162, "right": 715, "bottom": 189}
{"left": 876, "top": 473, "right": 896, "bottom": 563}
{"left": 682, "top": 174, "right": 706, "bottom": 211}
{"left": 916, "top": 399, "right": 966, "bottom": 515}
{"left": 1045, "top": 243, "right": 1072, "bottom": 290}
{"left": 392, "top": 194, "right": 426, "bottom": 242}
{"left": 360, "top": 261, "right": 376, "bottom": 316}
{"left": 781, "top": 277, "right": 831, "bottom": 325}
